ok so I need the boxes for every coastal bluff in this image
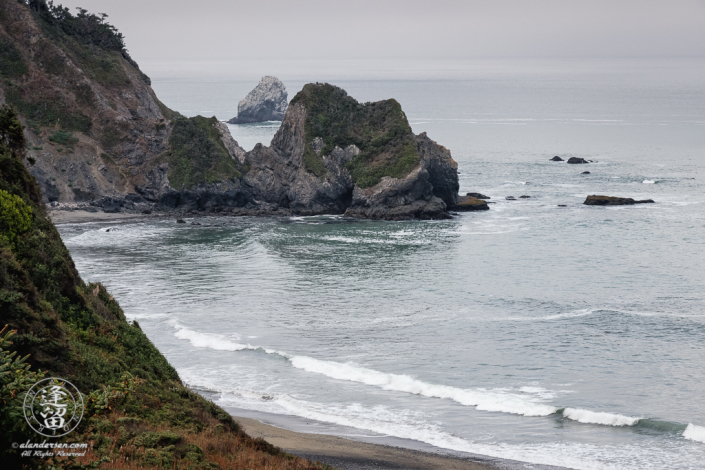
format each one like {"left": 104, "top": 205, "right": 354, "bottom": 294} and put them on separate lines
{"left": 1, "top": 0, "right": 466, "bottom": 220}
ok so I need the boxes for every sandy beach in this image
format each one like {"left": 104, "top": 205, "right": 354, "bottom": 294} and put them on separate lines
{"left": 48, "top": 209, "right": 159, "bottom": 225}
{"left": 233, "top": 415, "right": 570, "bottom": 470}
{"left": 236, "top": 416, "right": 503, "bottom": 470}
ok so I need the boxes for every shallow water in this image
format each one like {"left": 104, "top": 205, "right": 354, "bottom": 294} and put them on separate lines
{"left": 58, "top": 59, "right": 705, "bottom": 469}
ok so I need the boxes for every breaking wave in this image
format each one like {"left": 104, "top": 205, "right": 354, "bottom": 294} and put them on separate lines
{"left": 683, "top": 423, "right": 705, "bottom": 443}
{"left": 170, "top": 323, "right": 676, "bottom": 432}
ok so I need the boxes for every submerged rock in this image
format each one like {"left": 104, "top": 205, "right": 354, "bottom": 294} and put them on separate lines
{"left": 550, "top": 156, "right": 564, "bottom": 161}
{"left": 519, "top": 195, "right": 531, "bottom": 198}
{"left": 505, "top": 196, "right": 516, "bottom": 200}
{"left": 582, "top": 171, "right": 591, "bottom": 174}
{"left": 584, "top": 195, "right": 655, "bottom": 205}
{"left": 567, "top": 157, "right": 589, "bottom": 164}
{"left": 227, "top": 76, "right": 288, "bottom": 124}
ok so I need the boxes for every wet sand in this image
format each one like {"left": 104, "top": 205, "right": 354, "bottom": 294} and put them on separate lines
{"left": 48, "top": 209, "right": 157, "bottom": 224}
{"left": 236, "top": 416, "right": 559, "bottom": 470}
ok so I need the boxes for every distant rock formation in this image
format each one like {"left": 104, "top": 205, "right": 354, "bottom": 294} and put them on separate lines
{"left": 584, "top": 195, "right": 655, "bottom": 205}
{"left": 227, "top": 76, "right": 288, "bottom": 124}
{"left": 550, "top": 156, "right": 564, "bottom": 161}
{"left": 567, "top": 157, "right": 589, "bottom": 164}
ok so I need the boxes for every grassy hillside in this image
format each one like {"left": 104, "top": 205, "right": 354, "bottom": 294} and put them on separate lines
{"left": 0, "top": 105, "right": 328, "bottom": 469}
{"left": 290, "top": 83, "right": 420, "bottom": 188}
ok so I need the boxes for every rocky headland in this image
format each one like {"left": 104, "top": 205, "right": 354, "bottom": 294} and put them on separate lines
{"left": 227, "top": 76, "right": 288, "bottom": 124}
{"left": 1, "top": 3, "right": 465, "bottom": 221}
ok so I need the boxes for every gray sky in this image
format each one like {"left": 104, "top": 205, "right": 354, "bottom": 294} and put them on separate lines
{"left": 56, "top": 0, "right": 705, "bottom": 63}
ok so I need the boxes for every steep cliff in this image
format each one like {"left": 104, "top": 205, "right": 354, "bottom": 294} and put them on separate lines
{"left": 0, "top": 0, "right": 245, "bottom": 211}
{"left": 0, "top": 104, "right": 329, "bottom": 469}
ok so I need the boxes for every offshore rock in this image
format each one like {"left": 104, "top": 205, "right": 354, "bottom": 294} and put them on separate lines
{"left": 567, "top": 157, "right": 589, "bottom": 164}
{"left": 550, "top": 156, "right": 564, "bottom": 161}
{"left": 227, "top": 76, "right": 288, "bottom": 124}
{"left": 466, "top": 192, "right": 490, "bottom": 199}
{"left": 584, "top": 195, "right": 655, "bottom": 205}
{"left": 243, "top": 84, "right": 460, "bottom": 220}
{"left": 449, "top": 195, "right": 489, "bottom": 211}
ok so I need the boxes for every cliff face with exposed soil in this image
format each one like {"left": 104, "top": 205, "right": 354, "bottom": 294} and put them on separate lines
{"left": 1, "top": 1, "right": 462, "bottom": 220}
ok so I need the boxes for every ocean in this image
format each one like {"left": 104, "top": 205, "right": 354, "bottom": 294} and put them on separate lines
{"left": 57, "top": 58, "right": 705, "bottom": 469}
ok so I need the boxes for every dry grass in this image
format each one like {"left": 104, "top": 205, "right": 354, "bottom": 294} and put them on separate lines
{"left": 56, "top": 410, "right": 334, "bottom": 470}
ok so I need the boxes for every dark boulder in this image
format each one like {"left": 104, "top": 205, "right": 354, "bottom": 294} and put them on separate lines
{"left": 176, "top": 219, "right": 186, "bottom": 223}
{"left": 505, "top": 196, "right": 516, "bottom": 200}
{"left": 567, "top": 157, "right": 589, "bottom": 164}
{"left": 550, "top": 156, "right": 564, "bottom": 161}
{"left": 519, "top": 195, "right": 531, "bottom": 198}
{"left": 582, "top": 171, "right": 591, "bottom": 174}
{"left": 466, "top": 192, "right": 490, "bottom": 199}
{"left": 449, "top": 196, "right": 489, "bottom": 211}
{"left": 584, "top": 195, "right": 655, "bottom": 206}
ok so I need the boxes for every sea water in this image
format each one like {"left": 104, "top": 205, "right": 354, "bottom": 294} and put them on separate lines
{"left": 57, "top": 59, "right": 705, "bottom": 469}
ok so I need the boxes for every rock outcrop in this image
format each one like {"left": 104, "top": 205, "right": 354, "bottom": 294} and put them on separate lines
{"left": 550, "top": 156, "right": 564, "bottom": 161}
{"left": 584, "top": 195, "right": 655, "bottom": 205}
{"left": 3, "top": 2, "right": 466, "bottom": 221}
{"left": 449, "top": 195, "right": 489, "bottom": 211}
{"left": 227, "top": 76, "right": 288, "bottom": 124}
{"left": 567, "top": 157, "right": 589, "bottom": 164}
{"left": 240, "top": 83, "right": 460, "bottom": 220}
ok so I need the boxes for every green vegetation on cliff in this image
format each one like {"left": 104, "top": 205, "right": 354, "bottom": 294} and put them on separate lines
{"left": 0, "top": 105, "right": 328, "bottom": 469}
{"left": 290, "top": 83, "right": 420, "bottom": 187}
{"left": 165, "top": 116, "right": 241, "bottom": 189}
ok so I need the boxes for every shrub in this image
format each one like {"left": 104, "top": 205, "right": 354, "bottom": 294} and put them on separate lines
{"left": 0, "top": 37, "right": 28, "bottom": 79}
{"left": 0, "top": 189, "right": 33, "bottom": 249}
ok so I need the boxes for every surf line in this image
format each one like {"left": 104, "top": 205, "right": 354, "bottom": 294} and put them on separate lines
{"left": 170, "top": 322, "right": 704, "bottom": 438}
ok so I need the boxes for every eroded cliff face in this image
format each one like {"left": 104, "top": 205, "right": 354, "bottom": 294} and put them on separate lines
{"left": 0, "top": 0, "right": 169, "bottom": 205}
{"left": 240, "top": 84, "right": 459, "bottom": 220}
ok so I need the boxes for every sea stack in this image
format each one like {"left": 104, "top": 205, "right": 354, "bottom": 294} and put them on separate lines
{"left": 227, "top": 76, "right": 288, "bottom": 124}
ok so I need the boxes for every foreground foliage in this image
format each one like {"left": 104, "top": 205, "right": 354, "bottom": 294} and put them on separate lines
{"left": 0, "top": 105, "right": 333, "bottom": 468}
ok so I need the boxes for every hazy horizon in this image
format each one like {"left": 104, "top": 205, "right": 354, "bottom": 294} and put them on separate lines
{"left": 54, "top": 0, "right": 705, "bottom": 66}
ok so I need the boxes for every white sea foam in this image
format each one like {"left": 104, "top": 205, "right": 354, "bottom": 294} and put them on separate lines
{"left": 214, "top": 389, "right": 697, "bottom": 470}
{"left": 643, "top": 180, "right": 656, "bottom": 184}
{"left": 288, "top": 355, "right": 557, "bottom": 416}
{"left": 683, "top": 423, "right": 705, "bottom": 443}
{"left": 563, "top": 408, "right": 640, "bottom": 426}
{"left": 172, "top": 324, "right": 649, "bottom": 429}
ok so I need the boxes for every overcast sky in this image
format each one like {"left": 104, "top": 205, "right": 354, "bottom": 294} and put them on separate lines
{"left": 56, "top": 0, "right": 705, "bottom": 63}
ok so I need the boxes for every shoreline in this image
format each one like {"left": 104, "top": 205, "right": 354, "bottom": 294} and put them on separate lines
{"left": 235, "top": 416, "right": 503, "bottom": 470}
{"left": 216, "top": 405, "right": 570, "bottom": 470}
{"left": 52, "top": 210, "right": 572, "bottom": 470}
{"left": 48, "top": 209, "right": 160, "bottom": 225}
